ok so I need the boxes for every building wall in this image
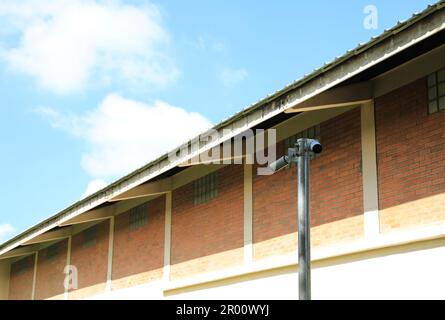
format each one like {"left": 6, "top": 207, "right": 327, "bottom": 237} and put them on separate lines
{"left": 253, "top": 108, "right": 364, "bottom": 260}
{"left": 6, "top": 76, "right": 445, "bottom": 300}
{"left": 311, "top": 108, "right": 364, "bottom": 245}
{"left": 69, "top": 220, "right": 109, "bottom": 299}
{"left": 167, "top": 237, "right": 445, "bottom": 300}
{"left": 312, "top": 240, "right": 445, "bottom": 300}
{"left": 34, "top": 240, "right": 67, "bottom": 300}
{"left": 0, "top": 260, "right": 10, "bottom": 300}
{"left": 171, "top": 165, "right": 244, "bottom": 280}
{"left": 252, "top": 141, "right": 298, "bottom": 260}
{"left": 112, "top": 195, "right": 165, "bottom": 290}
{"left": 8, "top": 254, "right": 34, "bottom": 300}
{"left": 376, "top": 78, "right": 445, "bottom": 232}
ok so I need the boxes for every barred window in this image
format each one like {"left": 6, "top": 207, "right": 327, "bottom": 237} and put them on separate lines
{"left": 129, "top": 202, "right": 149, "bottom": 231}
{"left": 284, "top": 125, "right": 321, "bottom": 160}
{"left": 82, "top": 226, "right": 97, "bottom": 248}
{"left": 428, "top": 68, "right": 445, "bottom": 114}
{"left": 14, "top": 256, "right": 29, "bottom": 275}
{"left": 46, "top": 243, "right": 59, "bottom": 262}
{"left": 193, "top": 172, "right": 218, "bottom": 205}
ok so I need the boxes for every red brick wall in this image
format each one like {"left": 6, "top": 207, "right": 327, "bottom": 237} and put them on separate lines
{"left": 35, "top": 239, "right": 67, "bottom": 300}
{"left": 112, "top": 196, "right": 165, "bottom": 286}
{"left": 253, "top": 141, "right": 297, "bottom": 245}
{"left": 171, "top": 165, "right": 244, "bottom": 266}
{"left": 8, "top": 254, "right": 35, "bottom": 300}
{"left": 310, "top": 108, "right": 363, "bottom": 227}
{"left": 376, "top": 78, "right": 445, "bottom": 230}
{"left": 69, "top": 220, "right": 109, "bottom": 297}
{"left": 253, "top": 108, "right": 364, "bottom": 255}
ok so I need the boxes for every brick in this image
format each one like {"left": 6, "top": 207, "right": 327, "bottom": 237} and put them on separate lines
{"left": 35, "top": 239, "right": 67, "bottom": 300}
{"left": 253, "top": 108, "right": 364, "bottom": 260}
{"left": 69, "top": 220, "right": 109, "bottom": 299}
{"left": 376, "top": 78, "right": 445, "bottom": 231}
{"left": 8, "top": 254, "right": 35, "bottom": 300}
{"left": 112, "top": 196, "right": 165, "bottom": 289}
{"left": 171, "top": 165, "right": 244, "bottom": 279}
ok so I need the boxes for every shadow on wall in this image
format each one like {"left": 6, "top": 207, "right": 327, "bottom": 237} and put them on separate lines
{"left": 171, "top": 165, "right": 245, "bottom": 280}
{"left": 8, "top": 254, "right": 35, "bottom": 300}
{"left": 111, "top": 195, "right": 165, "bottom": 290}
{"left": 375, "top": 79, "right": 445, "bottom": 231}
{"left": 68, "top": 220, "right": 110, "bottom": 299}
{"left": 34, "top": 239, "right": 68, "bottom": 300}
{"left": 253, "top": 108, "right": 364, "bottom": 260}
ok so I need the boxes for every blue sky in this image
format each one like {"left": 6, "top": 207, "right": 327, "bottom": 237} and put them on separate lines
{"left": 0, "top": 0, "right": 436, "bottom": 242}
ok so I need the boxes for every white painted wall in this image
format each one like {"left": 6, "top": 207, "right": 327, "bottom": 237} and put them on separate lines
{"left": 167, "top": 272, "right": 298, "bottom": 300}
{"left": 312, "top": 244, "right": 445, "bottom": 300}
{"left": 88, "top": 243, "right": 445, "bottom": 300}
{"left": 92, "top": 281, "right": 164, "bottom": 300}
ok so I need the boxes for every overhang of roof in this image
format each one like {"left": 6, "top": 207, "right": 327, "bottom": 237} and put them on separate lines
{"left": 1, "top": 1, "right": 445, "bottom": 257}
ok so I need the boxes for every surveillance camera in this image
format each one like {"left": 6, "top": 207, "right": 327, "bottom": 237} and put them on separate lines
{"left": 268, "top": 155, "right": 289, "bottom": 172}
{"left": 309, "top": 140, "right": 322, "bottom": 154}
{"left": 296, "top": 138, "right": 322, "bottom": 154}
{"left": 268, "top": 139, "right": 322, "bottom": 173}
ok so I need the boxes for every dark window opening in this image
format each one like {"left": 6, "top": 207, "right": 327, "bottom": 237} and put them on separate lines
{"left": 193, "top": 172, "right": 218, "bottom": 205}
{"left": 129, "top": 203, "right": 149, "bottom": 231}
{"left": 428, "top": 68, "right": 445, "bottom": 114}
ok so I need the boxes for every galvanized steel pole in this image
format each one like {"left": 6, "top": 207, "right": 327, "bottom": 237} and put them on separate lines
{"left": 297, "top": 139, "right": 311, "bottom": 300}
{"left": 268, "top": 138, "right": 322, "bottom": 300}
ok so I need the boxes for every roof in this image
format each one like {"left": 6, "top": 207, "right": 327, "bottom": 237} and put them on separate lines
{"left": 1, "top": 0, "right": 445, "bottom": 255}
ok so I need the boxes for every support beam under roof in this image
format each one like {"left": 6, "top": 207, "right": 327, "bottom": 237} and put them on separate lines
{"left": 110, "top": 178, "right": 172, "bottom": 202}
{"left": 23, "top": 227, "right": 73, "bottom": 245}
{"left": 0, "top": 221, "right": 104, "bottom": 259}
{"left": 284, "top": 82, "right": 373, "bottom": 113}
{"left": 59, "top": 206, "right": 115, "bottom": 227}
{"left": 0, "top": 245, "right": 37, "bottom": 260}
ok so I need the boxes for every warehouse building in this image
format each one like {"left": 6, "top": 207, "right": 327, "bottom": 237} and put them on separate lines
{"left": 1, "top": 2, "right": 445, "bottom": 300}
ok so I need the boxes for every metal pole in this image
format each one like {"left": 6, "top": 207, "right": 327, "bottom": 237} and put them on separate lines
{"left": 297, "top": 139, "right": 311, "bottom": 300}
{"left": 268, "top": 138, "right": 321, "bottom": 300}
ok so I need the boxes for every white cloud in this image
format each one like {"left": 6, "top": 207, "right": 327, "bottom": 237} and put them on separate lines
{"left": 187, "top": 35, "right": 227, "bottom": 55}
{"left": 37, "top": 94, "right": 212, "bottom": 178}
{"left": 0, "top": 223, "right": 15, "bottom": 243}
{"left": 220, "top": 67, "right": 248, "bottom": 88}
{"left": 82, "top": 179, "right": 108, "bottom": 198}
{"left": 0, "top": 0, "right": 178, "bottom": 93}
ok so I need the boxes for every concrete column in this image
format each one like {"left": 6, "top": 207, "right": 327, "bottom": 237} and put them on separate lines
{"left": 106, "top": 216, "right": 115, "bottom": 292}
{"left": 31, "top": 252, "right": 38, "bottom": 300}
{"left": 244, "top": 164, "right": 253, "bottom": 264}
{"left": 64, "top": 236, "right": 72, "bottom": 300}
{"left": 163, "top": 192, "right": 172, "bottom": 283}
{"left": 361, "top": 101, "right": 380, "bottom": 237}
{"left": 0, "top": 260, "right": 10, "bottom": 300}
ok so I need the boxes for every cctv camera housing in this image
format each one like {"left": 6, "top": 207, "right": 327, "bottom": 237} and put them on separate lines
{"left": 269, "top": 155, "right": 290, "bottom": 172}
{"left": 309, "top": 140, "right": 323, "bottom": 154}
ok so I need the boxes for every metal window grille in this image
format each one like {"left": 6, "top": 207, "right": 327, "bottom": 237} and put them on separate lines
{"left": 428, "top": 68, "right": 445, "bottom": 114}
{"left": 82, "top": 226, "right": 97, "bottom": 248}
{"left": 284, "top": 125, "right": 321, "bottom": 160}
{"left": 193, "top": 172, "right": 218, "bottom": 205}
{"left": 14, "top": 256, "right": 29, "bottom": 275}
{"left": 46, "top": 243, "right": 59, "bottom": 262}
{"left": 129, "top": 203, "right": 149, "bottom": 231}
